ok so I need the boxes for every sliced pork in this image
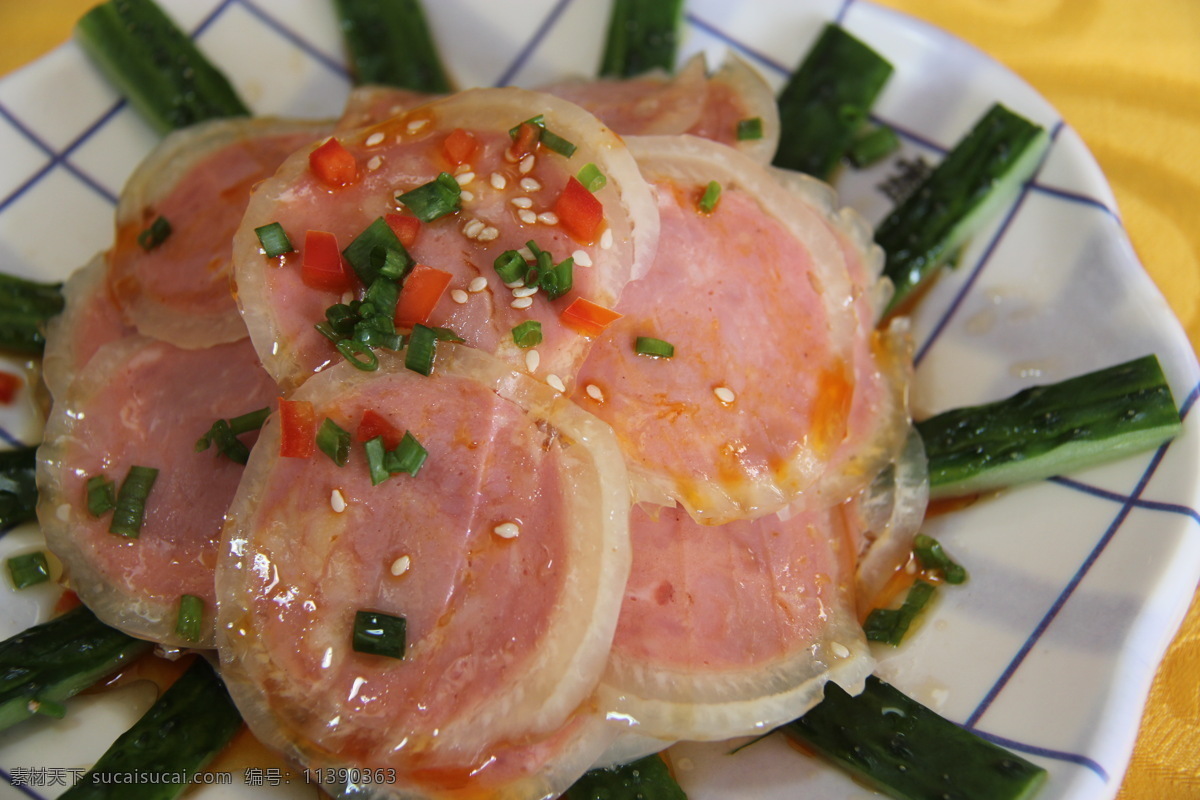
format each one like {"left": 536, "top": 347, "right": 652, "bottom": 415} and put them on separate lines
{"left": 215, "top": 344, "right": 631, "bottom": 799}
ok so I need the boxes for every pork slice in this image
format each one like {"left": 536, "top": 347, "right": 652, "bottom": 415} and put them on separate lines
{"left": 216, "top": 344, "right": 631, "bottom": 799}
{"left": 232, "top": 87, "right": 659, "bottom": 394}
{"left": 110, "top": 117, "right": 331, "bottom": 349}
{"left": 36, "top": 335, "right": 278, "bottom": 647}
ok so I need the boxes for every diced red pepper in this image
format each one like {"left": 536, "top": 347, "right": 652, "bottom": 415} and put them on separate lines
{"left": 553, "top": 177, "right": 604, "bottom": 243}
{"left": 301, "top": 230, "right": 354, "bottom": 293}
{"left": 560, "top": 297, "right": 623, "bottom": 337}
{"left": 442, "top": 128, "right": 479, "bottom": 166}
{"left": 356, "top": 408, "right": 403, "bottom": 450}
{"left": 309, "top": 137, "right": 359, "bottom": 188}
{"left": 279, "top": 399, "right": 316, "bottom": 458}
{"left": 385, "top": 213, "right": 421, "bottom": 249}
{"left": 0, "top": 371, "right": 22, "bottom": 405}
{"left": 394, "top": 264, "right": 453, "bottom": 328}
{"left": 508, "top": 122, "right": 541, "bottom": 160}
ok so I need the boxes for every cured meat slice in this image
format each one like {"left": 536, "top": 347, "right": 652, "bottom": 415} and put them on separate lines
{"left": 572, "top": 135, "right": 870, "bottom": 524}
{"left": 334, "top": 85, "right": 439, "bottom": 131}
{"left": 597, "top": 500, "right": 873, "bottom": 742}
{"left": 232, "top": 87, "right": 659, "bottom": 392}
{"left": 540, "top": 54, "right": 780, "bottom": 163}
{"left": 40, "top": 252, "right": 135, "bottom": 403}
{"left": 36, "top": 335, "right": 278, "bottom": 647}
{"left": 215, "top": 344, "right": 631, "bottom": 799}
{"left": 110, "top": 117, "right": 330, "bottom": 349}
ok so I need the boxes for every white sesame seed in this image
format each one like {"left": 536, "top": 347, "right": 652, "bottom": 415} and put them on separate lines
{"left": 455, "top": 171, "right": 475, "bottom": 185}
{"left": 365, "top": 131, "right": 385, "bottom": 147}
{"left": 511, "top": 296, "right": 534, "bottom": 310}
{"left": 525, "top": 349, "right": 540, "bottom": 372}
{"left": 831, "top": 642, "right": 850, "bottom": 659}
{"left": 330, "top": 489, "right": 347, "bottom": 513}
{"left": 406, "top": 118, "right": 429, "bottom": 134}
{"left": 490, "top": 172, "right": 507, "bottom": 190}
{"left": 714, "top": 386, "right": 736, "bottom": 404}
{"left": 516, "top": 246, "right": 534, "bottom": 261}
{"left": 600, "top": 229, "right": 614, "bottom": 249}
{"left": 585, "top": 384, "right": 604, "bottom": 402}
{"left": 454, "top": 163, "right": 473, "bottom": 175}
{"left": 519, "top": 154, "right": 536, "bottom": 174}
{"left": 547, "top": 374, "right": 566, "bottom": 393}
{"left": 450, "top": 289, "right": 469, "bottom": 304}
{"left": 468, "top": 276, "right": 489, "bottom": 293}
{"left": 504, "top": 279, "right": 525, "bottom": 289}
{"left": 510, "top": 196, "right": 534, "bottom": 209}
{"left": 520, "top": 177, "right": 542, "bottom": 192}
{"left": 493, "top": 522, "right": 521, "bottom": 539}
{"left": 518, "top": 209, "right": 537, "bottom": 225}
{"left": 512, "top": 285, "right": 539, "bottom": 298}
{"left": 572, "top": 249, "right": 592, "bottom": 267}
{"left": 390, "top": 555, "right": 411, "bottom": 576}
{"left": 537, "top": 211, "right": 559, "bottom": 225}
{"left": 478, "top": 226, "right": 499, "bottom": 242}
{"left": 463, "top": 218, "right": 485, "bottom": 238}
{"left": 367, "top": 155, "right": 383, "bottom": 171}
{"left": 56, "top": 503, "right": 71, "bottom": 522}
{"left": 460, "top": 189, "right": 474, "bottom": 203}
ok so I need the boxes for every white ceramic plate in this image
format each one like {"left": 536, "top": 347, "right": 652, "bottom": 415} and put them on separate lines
{"left": 1, "top": 1, "right": 1198, "bottom": 798}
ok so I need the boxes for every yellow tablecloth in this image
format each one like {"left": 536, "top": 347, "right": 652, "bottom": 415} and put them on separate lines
{"left": 1, "top": 1, "right": 1197, "bottom": 798}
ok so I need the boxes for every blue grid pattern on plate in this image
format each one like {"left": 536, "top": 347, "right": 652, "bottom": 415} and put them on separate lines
{"left": 1, "top": 1, "right": 1197, "bottom": 797}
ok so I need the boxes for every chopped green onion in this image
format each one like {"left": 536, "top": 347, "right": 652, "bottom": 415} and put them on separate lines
{"left": 86, "top": 474, "right": 116, "bottom": 517}
{"left": 635, "top": 336, "right": 674, "bottom": 358}
{"left": 386, "top": 431, "right": 428, "bottom": 477}
{"left": 539, "top": 256, "right": 574, "bottom": 300}
{"left": 863, "top": 580, "right": 937, "bottom": 646}
{"left": 405, "top": 324, "right": 437, "bottom": 376}
{"left": 494, "top": 250, "right": 527, "bottom": 284}
{"left": 254, "top": 222, "right": 293, "bottom": 257}
{"left": 397, "top": 172, "right": 462, "bottom": 222}
{"left": 698, "top": 180, "right": 722, "bottom": 213}
{"left": 363, "top": 275, "right": 400, "bottom": 321}
{"left": 509, "top": 114, "right": 545, "bottom": 138}
{"left": 509, "top": 115, "right": 576, "bottom": 157}
{"left": 317, "top": 418, "right": 352, "bottom": 467}
{"left": 136, "top": 216, "right": 171, "bottom": 251}
{"left": 227, "top": 407, "right": 271, "bottom": 436}
{"left": 512, "top": 320, "right": 544, "bottom": 349}
{"left": 364, "top": 436, "right": 390, "bottom": 486}
{"left": 343, "top": 216, "right": 412, "bottom": 284}
{"left": 577, "top": 163, "right": 607, "bottom": 192}
{"left": 736, "top": 117, "right": 764, "bottom": 141}
{"left": 175, "top": 594, "right": 204, "bottom": 642}
{"left": 337, "top": 338, "right": 380, "bottom": 371}
{"left": 848, "top": 124, "right": 900, "bottom": 168}
{"left": 108, "top": 465, "right": 159, "bottom": 539}
{"left": 428, "top": 326, "right": 465, "bottom": 343}
{"left": 6, "top": 551, "right": 50, "bottom": 589}
{"left": 913, "top": 534, "right": 967, "bottom": 584}
{"left": 29, "top": 698, "right": 67, "bottom": 719}
{"left": 352, "top": 610, "right": 406, "bottom": 659}
{"left": 194, "top": 407, "right": 268, "bottom": 464}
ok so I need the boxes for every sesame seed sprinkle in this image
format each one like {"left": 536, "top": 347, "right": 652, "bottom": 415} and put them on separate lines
{"left": 460, "top": 189, "right": 474, "bottom": 203}
{"left": 585, "top": 384, "right": 605, "bottom": 402}
{"left": 525, "top": 349, "right": 540, "bottom": 372}
{"left": 512, "top": 285, "right": 538, "bottom": 298}
{"left": 600, "top": 229, "right": 613, "bottom": 249}
{"left": 518, "top": 209, "right": 537, "bottom": 225}
{"left": 519, "top": 154, "right": 536, "bottom": 174}
{"left": 510, "top": 197, "right": 534, "bottom": 209}
{"left": 520, "top": 177, "right": 542, "bottom": 192}
{"left": 505, "top": 279, "right": 525, "bottom": 289}
{"left": 830, "top": 642, "right": 850, "bottom": 659}
{"left": 537, "top": 212, "right": 559, "bottom": 225}
{"left": 365, "top": 132, "right": 385, "bottom": 147}
{"left": 493, "top": 522, "right": 521, "bottom": 539}
{"left": 455, "top": 171, "right": 475, "bottom": 185}
{"left": 547, "top": 374, "right": 566, "bottom": 393}
{"left": 573, "top": 249, "right": 592, "bottom": 267}
{"left": 367, "top": 155, "right": 383, "bottom": 171}
{"left": 450, "top": 289, "right": 469, "bottom": 304}
{"left": 714, "top": 386, "right": 736, "bottom": 404}
{"left": 468, "top": 276, "right": 489, "bottom": 293}
{"left": 330, "top": 489, "right": 347, "bottom": 513}
{"left": 490, "top": 173, "right": 508, "bottom": 190}
{"left": 406, "top": 119, "right": 429, "bottom": 134}
{"left": 390, "top": 555, "right": 411, "bottom": 576}
{"left": 463, "top": 219, "right": 485, "bottom": 238}
{"left": 511, "top": 296, "right": 534, "bottom": 310}
{"left": 477, "top": 226, "right": 499, "bottom": 242}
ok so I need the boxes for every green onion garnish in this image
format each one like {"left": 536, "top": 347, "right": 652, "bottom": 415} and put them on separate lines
{"left": 317, "top": 418, "right": 352, "bottom": 466}
{"left": 175, "top": 594, "right": 204, "bottom": 642}
{"left": 343, "top": 216, "right": 412, "bottom": 284}
{"left": 364, "top": 436, "right": 390, "bottom": 486}
{"left": 577, "top": 163, "right": 607, "bottom": 192}
{"left": 539, "top": 256, "right": 573, "bottom": 300}
{"left": 428, "top": 326, "right": 465, "bottom": 343}
{"left": 913, "top": 534, "right": 968, "bottom": 584}
{"left": 509, "top": 115, "right": 576, "bottom": 157}
{"left": 736, "top": 117, "right": 764, "bottom": 141}
{"left": 635, "top": 336, "right": 674, "bottom": 358}
{"left": 386, "top": 431, "right": 427, "bottom": 477}
{"left": 137, "top": 215, "right": 172, "bottom": 251}
{"left": 108, "top": 465, "right": 159, "bottom": 538}
{"left": 29, "top": 698, "right": 67, "bottom": 719}
{"left": 494, "top": 250, "right": 527, "bottom": 284}
{"left": 847, "top": 124, "right": 901, "bottom": 168}
{"left": 254, "top": 222, "right": 293, "bottom": 257}
{"left": 863, "top": 580, "right": 937, "bottom": 646}
{"left": 405, "top": 324, "right": 436, "bottom": 376}
{"left": 194, "top": 407, "right": 269, "bottom": 464}
{"left": 352, "top": 609, "right": 406, "bottom": 659}
{"left": 698, "top": 180, "right": 722, "bottom": 213}
{"left": 397, "top": 172, "right": 462, "bottom": 222}
{"left": 6, "top": 551, "right": 50, "bottom": 589}
{"left": 363, "top": 275, "right": 400, "bottom": 321}
{"left": 337, "top": 338, "right": 380, "bottom": 371}
{"left": 86, "top": 474, "right": 116, "bottom": 517}
{"left": 512, "top": 320, "right": 543, "bottom": 348}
